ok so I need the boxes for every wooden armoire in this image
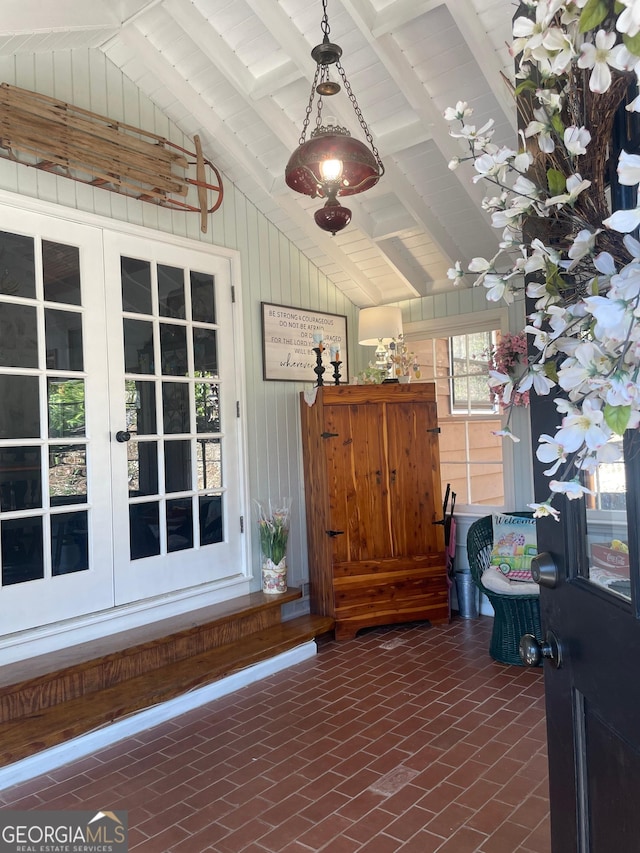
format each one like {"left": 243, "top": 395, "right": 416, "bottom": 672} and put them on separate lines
{"left": 299, "top": 383, "right": 449, "bottom": 640}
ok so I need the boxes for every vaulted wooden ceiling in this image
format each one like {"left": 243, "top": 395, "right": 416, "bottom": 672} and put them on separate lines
{"left": 0, "top": 0, "right": 516, "bottom": 307}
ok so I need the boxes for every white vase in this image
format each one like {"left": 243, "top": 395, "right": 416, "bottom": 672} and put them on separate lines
{"left": 398, "top": 375, "right": 410, "bottom": 384}
{"left": 262, "top": 557, "right": 287, "bottom": 594}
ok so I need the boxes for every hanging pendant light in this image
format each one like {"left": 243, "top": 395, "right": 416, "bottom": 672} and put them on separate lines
{"left": 285, "top": 0, "right": 384, "bottom": 235}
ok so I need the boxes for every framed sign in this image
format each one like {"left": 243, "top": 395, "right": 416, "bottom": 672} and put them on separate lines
{"left": 261, "top": 302, "right": 349, "bottom": 382}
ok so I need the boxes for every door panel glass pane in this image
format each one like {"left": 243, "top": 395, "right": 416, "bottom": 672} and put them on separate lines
{"left": 200, "top": 495, "right": 223, "bottom": 545}
{"left": 0, "top": 231, "right": 35, "bottom": 299}
{"left": 196, "top": 439, "right": 222, "bottom": 490}
{"left": 49, "top": 445, "right": 87, "bottom": 506}
{"left": 1, "top": 516, "right": 43, "bottom": 585}
{"left": 43, "top": 241, "right": 81, "bottom": 305}
{"left": 48, "top": 378, "right": 85, "bottom": 438}
{"left": 45, "top": 308, "right": 83, "bottom": 371}
{"left": 121, "top": 257, "right": 152, "bottom": 315}
{"left": 586, "top": 436, "right": 630, "bottom": 600}
{"left": 0, "top": 375, "right": 40, "bottom": 438}
{"left": 193, "top": 328, "right": 218, "bottom": 376}
{"left": 130, "top": 502, "right": 160, "bottom": 560}
{"left": 164, "top": 440, "right": 191, "bottom": 492}
{"left": 163, "top": 382, "right": 190, "bottom": 434}
{"left": 158, "top": 265, "right": 185, "bottom": 319}
{"left": 160, "top": 324, "right": 188, "bottom": 376}
{"left": 195, "top": 383, "right": 220, "bottom": 433}
{"left": 0, "top": 446, "right": 42, "bottom": 511}
{"left": 123, "top": 319, "right": 154, "bottom": 374}
{"left": 128, "top": 441, "right": 158, "bottom": 497}
{"left": 125, "top": 380, "right": 157, "bottom": 435}
{"left": 167, "top": 498, "right": 193, "bottom": 552}
{"left": 191, "top": 271, "right": 215, "bottom": 323}
{"left": 0, "top": 303, "right": 38, "bottom": 367}
{"left": 51, "top": 511, "right": 88, "bottom": 575}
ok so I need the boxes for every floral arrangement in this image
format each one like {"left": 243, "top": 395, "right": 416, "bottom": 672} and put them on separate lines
{"left": 489, "top": 332, "right": 530, "bottom": 408}
{"left": 389, "top": 335, "right": 422, "bottom": 379}
{"left": 445, "top": 0, "right": 640, "bottom": 519}
{"left": 256, "top": 499, "right": 290, "bottom": 568}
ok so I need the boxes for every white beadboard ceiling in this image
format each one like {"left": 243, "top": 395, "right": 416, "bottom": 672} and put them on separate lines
{"left": 0, "top": 0, "right": 516, "bottom": 307}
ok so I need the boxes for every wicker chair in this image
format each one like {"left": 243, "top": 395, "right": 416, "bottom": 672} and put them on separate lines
{"left": 466, "top": 513, "right": 543, "bottom": 665}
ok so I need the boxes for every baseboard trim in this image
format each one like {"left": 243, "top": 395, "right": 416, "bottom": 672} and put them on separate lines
{"left": 0, "top": 641, "right": 317, "bottom": 791}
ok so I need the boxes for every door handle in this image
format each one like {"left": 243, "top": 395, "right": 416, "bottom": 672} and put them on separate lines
{"left": 115, "top": 430, "right": 131, "bottom": 443}
{"left": 531, "top": 552, "right": 559, "bottom": 588}
{"left": 326, "top": 530, "right": 344, "bottom": 537}
{"left": 519, "top": 631, "right": 563, "bottom": 668}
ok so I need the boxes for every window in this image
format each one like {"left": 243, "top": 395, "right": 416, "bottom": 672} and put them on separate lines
{"left": 406, "top": 313, "right": 510, "bottom": 510}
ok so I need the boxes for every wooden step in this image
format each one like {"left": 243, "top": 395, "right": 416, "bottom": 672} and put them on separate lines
{"left": 0, "top": 613, "right": 335, "bottom": 767}
{"left": 0, "top": 588, "right": 305, "bottom": 723}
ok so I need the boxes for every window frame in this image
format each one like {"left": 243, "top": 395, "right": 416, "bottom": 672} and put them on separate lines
{"left": 404, "top": 310, "right": 514, "bottom": 514}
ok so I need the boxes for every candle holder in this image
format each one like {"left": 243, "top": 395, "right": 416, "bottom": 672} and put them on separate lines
{"left": 312, "top": 347, "right": 325, "bottom": 386}
{"left": 330, "top": 360, "right": 342, "bottom": 385}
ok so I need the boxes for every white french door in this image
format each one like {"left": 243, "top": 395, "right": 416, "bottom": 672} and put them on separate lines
{"left": 104, "top": 231, "right": 243, "bottom": 605}
{"left": 0, "top": 206, "right": 244, "bottom": 638}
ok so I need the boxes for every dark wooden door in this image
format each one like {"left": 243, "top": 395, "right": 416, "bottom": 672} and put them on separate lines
{"left": 529, "top": 407, "right": 640, "bottom": 851}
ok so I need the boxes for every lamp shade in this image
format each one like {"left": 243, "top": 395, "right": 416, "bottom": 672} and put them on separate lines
{"left": 358, "top": 306, "right": 403, "bottom": 345}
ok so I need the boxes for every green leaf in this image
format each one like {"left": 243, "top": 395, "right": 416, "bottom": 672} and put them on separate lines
{"left": 590, "top": 276, "right": 599, "bottom": 295}
{"left": 623, "top": 31, "right": 640, "bottom": 57}
{"left": 579, "top": 0, "right": 608, "bottom": 32}
{"left": 550, "top": 112, "right": 565, "bottom": 136}
{"left": 604, "top": 404, "right": 631, "bottom": 435}
{"left": 514, "top": 79, "right": 538, "bottom": 97}
{"left": 547, "top": 169, "right": 566, "bottom": 196}
{"left": 544, "top": 360, "right": 559, "bottom": 383}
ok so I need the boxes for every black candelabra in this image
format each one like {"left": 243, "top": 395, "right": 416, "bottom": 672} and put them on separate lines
{"left": 330, "top": 360, "right": 342, "bottom": 385}
{"left": 312, "top": 347, "right": 325, "bottom": 386}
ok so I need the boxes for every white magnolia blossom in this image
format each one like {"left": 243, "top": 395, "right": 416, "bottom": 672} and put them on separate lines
{"left": 443, "top": 1, "right": 640, "bottom": 516}
{"left": 577, "top": 29, "right": 630, "bottom": 93}
{"left": 563, "top": 125, "right": 591, "bottom": 155}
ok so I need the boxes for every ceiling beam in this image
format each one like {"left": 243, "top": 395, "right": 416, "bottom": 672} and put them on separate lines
{"left": 119, "top": 24, "right": 276, "bottom": 194}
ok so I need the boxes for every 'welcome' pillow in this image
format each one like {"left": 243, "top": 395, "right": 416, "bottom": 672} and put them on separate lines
{"left": 490, "top": 513, "right": 537, "bottom": 582}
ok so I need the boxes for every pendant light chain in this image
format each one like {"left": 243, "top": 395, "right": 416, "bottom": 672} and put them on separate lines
{"left": 321, "top": 0, "right": 330, "bottom": 39}
{"left": 336, "top": 62, "right": 384, "bottom": 173}
{"left": 299, "top": 64, "right": 321, "bottom": 146}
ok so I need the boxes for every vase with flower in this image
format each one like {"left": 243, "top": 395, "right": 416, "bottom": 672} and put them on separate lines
{"left": 256, "top": 499, "right": 290, "bottom": 593}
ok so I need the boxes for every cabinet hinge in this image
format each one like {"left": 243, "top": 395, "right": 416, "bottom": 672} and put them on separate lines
{"left": 236, "top": 401, "right": 240, "bottom": 418}
{"left": 231, "top": 285, "right": 236, "bottom": 303}
{"left": 240, "top": 515, "right": 244, "bottom": 533}
{"left": 427, "top": 427, "right": 441, "bottom": 434}
{"left": 321, "top": 431, "right": 339, "bottom": 439}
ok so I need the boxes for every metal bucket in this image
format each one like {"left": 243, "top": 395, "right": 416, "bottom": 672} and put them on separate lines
{"left": 454, "top": 572, "right": 479, "bottom": 619}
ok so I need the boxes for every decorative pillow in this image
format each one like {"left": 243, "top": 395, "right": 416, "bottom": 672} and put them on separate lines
{"left": 490, "top": 513, "right": 537, "bottom": 582}
{"left": 481, "top": 566, "right": 539, "bottom": 596}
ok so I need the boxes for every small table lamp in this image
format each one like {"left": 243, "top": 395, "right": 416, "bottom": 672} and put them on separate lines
{"left": 357, "top": 306, "right": 403, "bottom": 374}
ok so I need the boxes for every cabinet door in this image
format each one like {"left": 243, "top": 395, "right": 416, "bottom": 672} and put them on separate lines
{"left": 385, "top": 399, "right": 444, "bottom": 557}
{"left": 324, "top": 402, "right": 393, "bottom": 561}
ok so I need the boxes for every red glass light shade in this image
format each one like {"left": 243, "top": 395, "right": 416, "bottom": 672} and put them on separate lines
{"left": 285, "top": 128, "right": 381, "bottom": 199}
{"left": 314, "top": 201, "right": 352, "bottom": 234}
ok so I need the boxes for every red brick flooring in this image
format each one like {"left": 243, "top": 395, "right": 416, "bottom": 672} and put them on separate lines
{"left": 0, "top": 616, "right": 550, "bottom": 852}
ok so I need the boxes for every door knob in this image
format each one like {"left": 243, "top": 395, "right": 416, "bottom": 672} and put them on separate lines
{"left": 519, "top": 631, "right": 563, "bottom": 668}
{"left": 531, "top": 552, "right": 559, "bottom": 588}
{"left": 115, "top": 430, "right": 131, "bottom": 443}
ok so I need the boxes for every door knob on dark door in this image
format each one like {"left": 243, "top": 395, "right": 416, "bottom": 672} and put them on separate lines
{"left": 519, "top": 631, "right": 563, "bottom": 668}
{"left": 115, "top": 430, "right": 131, "bottom": 443}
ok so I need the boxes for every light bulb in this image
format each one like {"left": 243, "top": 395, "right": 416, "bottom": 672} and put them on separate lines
{"left": 319, "top": 158, "right": 343, "bottom": 182}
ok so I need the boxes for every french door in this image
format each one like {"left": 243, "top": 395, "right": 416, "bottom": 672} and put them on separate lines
{"left": 0, "top": 206, "right": 244, "bottom": 638}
